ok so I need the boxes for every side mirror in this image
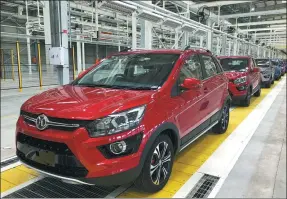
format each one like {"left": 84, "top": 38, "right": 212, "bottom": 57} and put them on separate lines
{"left": 180, "top": 78, "right": 202, "bottom": 90}
{"left": 253, "top": 67, "right": 260, "bottom": 72}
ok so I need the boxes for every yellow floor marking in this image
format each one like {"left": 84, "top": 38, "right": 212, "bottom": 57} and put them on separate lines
{"left": 1, "top": 179, "right": 15, "bottom": 193}
{"left": 118, "top": 80, "right": 279, "bottom": 198}
{"left": 1, "top": 165, "right": 39, "bottom": 193}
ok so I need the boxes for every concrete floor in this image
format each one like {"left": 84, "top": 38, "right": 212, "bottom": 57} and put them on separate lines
{"left": 216, "top": 83, "right": 286, "bottom": 198}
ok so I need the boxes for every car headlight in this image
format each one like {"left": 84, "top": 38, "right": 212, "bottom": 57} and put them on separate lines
{"left": 234, "top": 76, "right": 247, "bottom": 85}
{"left": 86, "top": 105, "right": 146, "bottom": 137}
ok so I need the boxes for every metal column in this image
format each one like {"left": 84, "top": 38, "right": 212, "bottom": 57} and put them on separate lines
{"left": 140, "top": 20, "right": 152, "bottom": 49}
{"left": 25, "top": 1, "right": 32, "bottom": 74}
{"left": 76, "top": 35, "right": 82, "bottom": 74}
{"left": 82, "top": 42, "right": 85, "bottom": 70}
{"left": 131, "top": 12, "right": 137, "bottom": 50}
{"left": 233, "top": 33, "right": 238, "bottom": 56}
{"left": 43, "top": 1, "right": 52, "bottom": 72}
{"left": 49, "top": 0, "right": 70, "bottom": 85}
{"left": 206, "top": 20, "right": 213, "bottom": 51}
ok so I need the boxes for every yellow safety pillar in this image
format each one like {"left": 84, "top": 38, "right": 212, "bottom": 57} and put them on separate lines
{"left": 16, "top": 41, "right": 22, "bottom": 91}
{"left": 11, "top": 49, "right": 15, "bottom": 81}
{"left": 37, "top": 42, "right": 43, "bottom": 88}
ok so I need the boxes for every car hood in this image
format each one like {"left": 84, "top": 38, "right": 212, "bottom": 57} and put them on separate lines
{"left": 21, "top": 85, "right": 156, "bottom": 120}
{"left": 224, "top": 71, "right": 248, "bottom": 80}
{"left": 259, "top": 67, "right": 271, "bottom": 73}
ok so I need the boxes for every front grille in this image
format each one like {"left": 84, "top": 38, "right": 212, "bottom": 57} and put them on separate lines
{"left": 17, "top": 133, "right": 88, "bottom": 178}
{"left": 21, "top": 110, "right": 90, "bottom": 131}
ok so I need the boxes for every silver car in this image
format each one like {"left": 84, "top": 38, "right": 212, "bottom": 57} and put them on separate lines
{"left": 255, "top": 59, "right": 275, "bottom": 88}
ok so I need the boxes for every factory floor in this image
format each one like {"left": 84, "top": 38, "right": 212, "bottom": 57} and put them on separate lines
{"left": 1, "top": 76, "right": 286, "bottom": 198}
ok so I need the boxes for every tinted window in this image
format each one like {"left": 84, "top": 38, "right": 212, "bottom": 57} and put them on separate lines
{"left": 179, "top": 55, "right": 203, "bottom": 83}
{"left": 255, "top": 59, "right": 270, "bottom": 68}
{"left": 220, "top": 58, "right": 249, "bottom": 72}
{"left": 75, "top": 53, "right": 180, "bottom": 90}
{"left": 201, "top": 55, "right": 218, "bottom": 78}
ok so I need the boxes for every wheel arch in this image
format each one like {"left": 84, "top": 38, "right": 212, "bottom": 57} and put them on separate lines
{"left": 139, "top": 122, "right": 180, "bottom": 169}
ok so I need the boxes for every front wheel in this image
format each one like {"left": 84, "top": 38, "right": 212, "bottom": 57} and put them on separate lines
{"left": 134, "top": 134, "right": 174, "bottom": 193}
{"left": 254, "top": 85, "right": 261, "bottom": 97}
{"left": 212, "top": 102, "right": 230, "bottom": 134}
{"left": 242, "top": 88, "right": 251, "bottom": 107}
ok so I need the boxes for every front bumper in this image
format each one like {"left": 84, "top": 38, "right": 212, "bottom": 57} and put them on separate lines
{"left": 228, "top": 82, "right": 248, "bottom": 102}
{"left": 16, "top": 116, "right": 144, "bottom": 186}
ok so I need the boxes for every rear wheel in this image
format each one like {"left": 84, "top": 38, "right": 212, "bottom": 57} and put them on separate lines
{"left": 134, "top": 134, "right": 174, "bottom": 193}
{"left": 212, "top": 102, "right": 230, "bottom": 134}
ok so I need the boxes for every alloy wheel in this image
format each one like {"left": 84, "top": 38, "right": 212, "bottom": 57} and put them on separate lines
{"left": 150, "top": 141, "right": 171, "bottom": 185}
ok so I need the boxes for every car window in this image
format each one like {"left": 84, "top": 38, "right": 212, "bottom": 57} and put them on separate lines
{"left": 201, "top": 55, "right": 218, "bottom": 78}
{"left": 212, "top": 57, "right": 223, "bottom": 73}
{"left": 179, "top": 55, "right": 203, "bottom": 84}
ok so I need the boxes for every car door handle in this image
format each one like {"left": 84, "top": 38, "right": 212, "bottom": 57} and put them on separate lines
{"left": 204, "top": 87, "right": 209, "bottom": 93}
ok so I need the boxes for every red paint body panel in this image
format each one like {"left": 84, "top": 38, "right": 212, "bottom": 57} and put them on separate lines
{"left": 16, "top": 49, "right": 229, "bottom": 184}
{"left": 218, "top": 56, "right": 261, "bottom": 101}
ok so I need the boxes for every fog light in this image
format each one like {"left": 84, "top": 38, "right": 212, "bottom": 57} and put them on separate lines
{"left": 110, "top": 141, "right": 127, "bottom": 154}
{"left": 237, "top": 85, "right": 246, "bottom": 91}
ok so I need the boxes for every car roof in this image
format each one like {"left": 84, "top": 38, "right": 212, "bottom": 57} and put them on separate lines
{"left": 217, "top": 56, "right": 252, "bottom": 59}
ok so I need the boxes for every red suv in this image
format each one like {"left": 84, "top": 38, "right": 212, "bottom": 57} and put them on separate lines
{"left": 16, "top": 49, "right": 230, "bottom": 193}
{"left": 217, "top": 56, "right": 261, "bottom": 106}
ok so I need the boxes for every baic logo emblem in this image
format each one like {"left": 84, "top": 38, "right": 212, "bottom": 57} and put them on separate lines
{"left": 36, "top": 114, "right": 49, "bottom": 130}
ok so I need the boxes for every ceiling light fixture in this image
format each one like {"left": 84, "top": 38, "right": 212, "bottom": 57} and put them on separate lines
{"left": 258, "top": 15, "right": 261, "bottom": 19}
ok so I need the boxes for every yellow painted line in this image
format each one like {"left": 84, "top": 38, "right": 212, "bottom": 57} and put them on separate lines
{"left": 1, "top": 165, "right": 39, "bottom": 193}
{"left": 119, "top": 80, "right": 280, "bottom": 198}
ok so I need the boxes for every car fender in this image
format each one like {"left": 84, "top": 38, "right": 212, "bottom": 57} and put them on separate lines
{"left": 139, "top": 122, "right": 180, "bottom": 169}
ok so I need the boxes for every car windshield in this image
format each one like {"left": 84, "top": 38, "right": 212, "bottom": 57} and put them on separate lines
{"left": 271, "top": 60, "right": 279, "bottom": 66}
{"left": 220, "top": 58, "right": 249, "bottom": 72}
{"left": 73, "top": 53, "right": 180, "bottom": 90}
{"left": 255, "top": 59, "right": 270, "bottom": 68}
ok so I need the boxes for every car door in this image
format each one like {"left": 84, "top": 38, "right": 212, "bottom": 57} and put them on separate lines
{"left": 199, "top": 54, "right": 225, "bottom": 120}
{"left": 251, "top": 58, "right": 260, "bottom": 90}
{"left": 172, "top": 54, "right": 206, "bottom": 139}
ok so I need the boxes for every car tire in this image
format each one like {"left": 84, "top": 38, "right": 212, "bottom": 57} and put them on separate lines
{"left": 271, "top": 79, "right": 274, "bottom": 84}
{"left": 134, "top": 134, "right": 174, "bottom": 193}
{"left": 212, "top": 102, "right": 230, "bottom": 134}
{"left": 242, "top": 88, "right": 251, "bottom": 107}
{"left": 265, "top": 81, "right": 271, "bottom": 88}
{"left": 254, "top": 85, "right": 261, "bottom": 97}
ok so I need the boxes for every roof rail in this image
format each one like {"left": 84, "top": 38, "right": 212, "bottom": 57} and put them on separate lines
{"left": 184, "top": 45, "right": 211, "bottom": 53}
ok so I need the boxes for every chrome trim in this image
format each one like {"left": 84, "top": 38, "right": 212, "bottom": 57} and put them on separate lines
{"left": 20, "top": 161, "right": 94, "bottom": 186}
{"left": 179, "top": 121, "right": 218, "bottom": 152}
{"left": 23, "top": 115, "right": 36, "bottom": 122}
{"left": 22, "top": 114, "right": 80, "bottom": 129}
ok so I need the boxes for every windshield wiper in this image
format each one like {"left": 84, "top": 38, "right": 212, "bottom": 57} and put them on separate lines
{"left": 128, "top": 86, "right": 158, "bottom": 90}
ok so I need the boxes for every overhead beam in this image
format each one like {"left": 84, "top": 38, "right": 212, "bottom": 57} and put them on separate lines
{"left": 221, "top": 9, "right": 286, "bottom": 19}
{"left": 227, "top": 19, "right": 286, "bottom": 27}
{"left": 189, "top": 1, "right": 250, "bottom": 8}
{"left": 254, "top": 31, "right": 286, "bottom": 36}
{"left": 240, "top": 27, "right": 286, "bottom": 32}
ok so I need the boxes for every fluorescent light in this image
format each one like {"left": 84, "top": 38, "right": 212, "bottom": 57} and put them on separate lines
{"left": 137, "top": 10, "right": 163, "bottom": 23}
{"left": 258, "top": 15, "right": 261, "bottom": 19}
{"left": 251, "top": 7, "right": 255, "bottom": 11}
{"left": 161, "top": 18, "right": 182, "bottom": 28}
{"left": 99, "top": 1, "right": 137, "bottom": 14}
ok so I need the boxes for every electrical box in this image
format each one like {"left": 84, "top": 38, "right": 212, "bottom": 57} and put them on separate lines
{"left": 49, "top": 47, "right": 65, "bottom": 65}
